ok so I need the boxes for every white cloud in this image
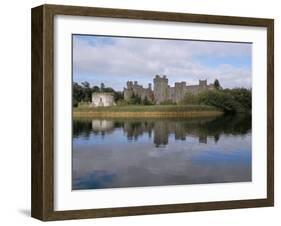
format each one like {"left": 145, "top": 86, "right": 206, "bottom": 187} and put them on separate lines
{"left": 73, "top": 36, "right": 252, "bottom": 90}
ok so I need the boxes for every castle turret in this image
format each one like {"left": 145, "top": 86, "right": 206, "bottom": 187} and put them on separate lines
{"left": 127, "top": 81, "right": 133, "bottom": 89}
{"left": 153, "top": 75, "right": 168, "bottom": 104}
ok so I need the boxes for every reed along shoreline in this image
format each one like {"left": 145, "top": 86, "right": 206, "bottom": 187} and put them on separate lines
{"left": 73, "top": 105, "right": 223, "bottom": 118}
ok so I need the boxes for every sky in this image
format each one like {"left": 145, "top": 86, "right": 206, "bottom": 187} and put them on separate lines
{"left": 73, "top": 34, "right": 252, "bottom": 91}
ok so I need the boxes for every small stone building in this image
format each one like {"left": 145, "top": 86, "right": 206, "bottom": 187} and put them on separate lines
{"left": 91, "top": 92, "right": 115, "bottom": 107}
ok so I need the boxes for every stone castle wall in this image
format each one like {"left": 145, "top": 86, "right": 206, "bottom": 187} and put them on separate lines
{"left": 124, "top": 75, "right": 216, "bottom": 104}
{"left": 124, "top": 81, "right": 154, "bottom": 102}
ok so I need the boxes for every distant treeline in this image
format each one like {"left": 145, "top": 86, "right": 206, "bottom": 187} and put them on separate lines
{"left": 73, "top": 82, "right": 123, "bottom": 106}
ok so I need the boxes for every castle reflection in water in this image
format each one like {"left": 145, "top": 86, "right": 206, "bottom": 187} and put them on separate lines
{"left": 73, "top": 115, "right": 251, "bottom": 147}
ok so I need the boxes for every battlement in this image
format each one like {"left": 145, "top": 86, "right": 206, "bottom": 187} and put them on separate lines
{"left": 199, "top": 79, "right": 207, "bottom": 86}
{"left": 126, "top": 81, "right": 133, "bottom": 88}
{"left": 124, "top": 79, "right": 154, "bottom": 102}
{"left": 153, "top": 74, "right": 168, "bottom": 83}
{"left": 175, "top": 82, "right": 186, "bottom": 87}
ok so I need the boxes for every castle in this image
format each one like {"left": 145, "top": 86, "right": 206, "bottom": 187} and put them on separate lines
{"left": 124, "top": 75, "right": 216, "bottom": 104}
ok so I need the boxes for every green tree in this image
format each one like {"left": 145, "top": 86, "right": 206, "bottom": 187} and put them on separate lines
{"left": 180, "top": 93, "right": 200, "bottom": 105}
{"left": 129, "top": 93, "right": 141, "bottom": 104}
{"left": 142, "top": 96, "right": 153, "bottom": 105}
{"left": 72, "top": 82, "right": 83, "bottom": 107}
{"left": 214, "top": 79, "right": 221, "bottom": 90}
{"left": 100, "top": 83, "right": 105, "bottom": 92}
{"left": 92, "top": 85, "right": 100, "bottom": 93}
{"left": 198, "top": 89, "right": 251, "bottom": 113}
{"left": 114, "top": 91, "right": 124, "bottom": 102}
{"left": 81, "top": 81, "right": 92, "bottom": 102}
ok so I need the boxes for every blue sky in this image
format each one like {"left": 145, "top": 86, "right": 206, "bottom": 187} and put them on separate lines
{"left": 73, "top": 34, "right": 252, "bottom": 91}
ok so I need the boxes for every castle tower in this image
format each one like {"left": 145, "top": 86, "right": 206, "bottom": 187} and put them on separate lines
{"left": 199, "top": 80, "right": 207, "bottom": 86}
{"left": 126, "top": 81, "right": 133, "bottom": 89}
{"left": 124, "top": 81, "right": 133, "bottom": 101}
{"left": 153, "top": 75, "right": 168, "bottom": 104}
{"left": 174, "top": 82, "right": 184, "bottom": 103}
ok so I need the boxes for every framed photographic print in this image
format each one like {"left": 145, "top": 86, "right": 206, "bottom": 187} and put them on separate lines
{"left": 31, "top": 4, "right": 274, "bottom": 221}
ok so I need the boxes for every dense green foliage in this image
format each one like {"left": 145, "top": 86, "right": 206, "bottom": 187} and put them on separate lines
{"left": 127, "top": 93, "right": 141, "bottom": 105}
{"left": 223, "top": 88, "right": 251, "bottom": 110}
{"left": 179, "top": 93, "right": 200, "bottom": 105}
{"left": 142, "top": 96, "right": 154, "bottom": 105}
{"left": 214, "top": 79, "right": 221, "bottom": 90}
{"left": 124, "top": 93, "right": 154, "bottom": 105}
{"left": 181, "top": 88, "right": 251, "bottom": 113}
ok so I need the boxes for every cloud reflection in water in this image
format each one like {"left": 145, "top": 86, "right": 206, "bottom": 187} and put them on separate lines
{"left": 72, "top": 115, "right": 252, "bottom": 190}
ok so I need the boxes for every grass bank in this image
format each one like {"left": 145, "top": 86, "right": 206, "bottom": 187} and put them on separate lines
{"left": 73, "top": 105, "right": 223, "bottom": 118}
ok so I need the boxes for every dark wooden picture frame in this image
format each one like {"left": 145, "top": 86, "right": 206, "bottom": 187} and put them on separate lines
{"left": 31, "top": 4, "right": 274, "bottom": 221}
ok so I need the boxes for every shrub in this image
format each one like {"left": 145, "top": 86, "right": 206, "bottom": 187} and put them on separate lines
{"left": 116, "top": 99, "right": 129, "bottom": 106}
{"left": 198, "top": 89, "right": 251, "bottom": 113}
{"left": 224, "top": 88, "right": 251, "bottom": 110}
{"left": 142, "top": 96, "right": 153, "bottom": 105}
{"left": 73, "top": 99, "right": 78, "bottom": 108}
{"left": 160, "top": 100, "right": 177, "bottom": 105}
{"left": 128, "top": 93, "right": 142, "bottom": 105}
{"left": 179, "top": 93, "right": 200, "bottom": 105}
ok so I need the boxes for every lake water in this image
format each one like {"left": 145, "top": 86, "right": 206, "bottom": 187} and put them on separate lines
{"left": 72, "top": 114, "right": 252, "bottom": 190}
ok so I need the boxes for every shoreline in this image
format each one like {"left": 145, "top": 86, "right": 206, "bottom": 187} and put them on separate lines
{"left": 73, "top": 110, "right": 223, "bottom": 118}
